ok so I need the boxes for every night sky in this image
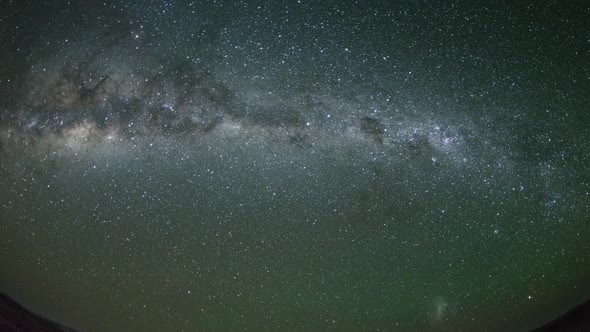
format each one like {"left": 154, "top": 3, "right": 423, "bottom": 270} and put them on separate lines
{"left": 1, "top": 0, "right": 589, "bottom": 331}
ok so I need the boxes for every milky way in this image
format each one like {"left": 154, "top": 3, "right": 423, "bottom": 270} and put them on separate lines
{"left": 1, "top": 1, "right": 589, "bottom": 331}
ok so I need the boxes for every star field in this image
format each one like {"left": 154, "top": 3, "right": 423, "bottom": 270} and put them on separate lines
{"left": 1, "top": 1, "right": 589, "bottom": 331}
